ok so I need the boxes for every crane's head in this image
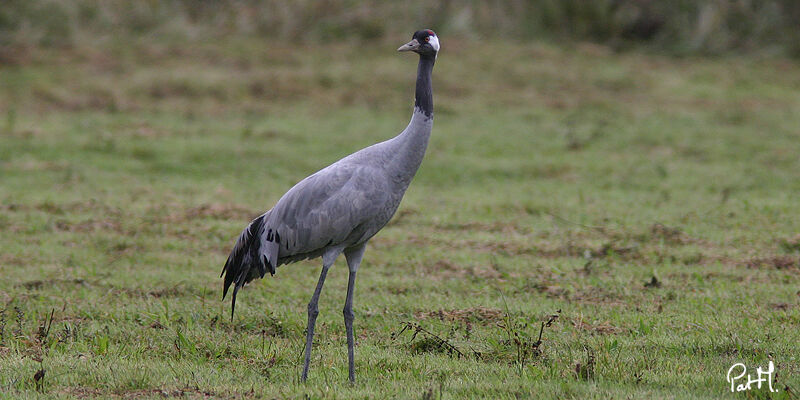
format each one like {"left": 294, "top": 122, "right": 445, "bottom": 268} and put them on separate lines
{"left": 397, "top": 29, "right": 440, "bottom": 57}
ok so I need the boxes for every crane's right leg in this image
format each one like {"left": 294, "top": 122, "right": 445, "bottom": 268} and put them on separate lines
{"left": 302, "top": 249, "right": 340, "bottom": 382}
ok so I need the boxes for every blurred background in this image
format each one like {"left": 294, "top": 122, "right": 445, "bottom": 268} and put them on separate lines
{"left": 2, "top": 0, "right": 800, "bottom": 61}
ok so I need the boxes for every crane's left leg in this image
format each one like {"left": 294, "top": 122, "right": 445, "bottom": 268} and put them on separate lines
{"left": 343, "top": 243, "right": 366, "bottom": 383}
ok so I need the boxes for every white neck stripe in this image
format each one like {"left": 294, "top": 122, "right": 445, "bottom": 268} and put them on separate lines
{"left": 429, "top": 35, "right": 440, "bottom": 52}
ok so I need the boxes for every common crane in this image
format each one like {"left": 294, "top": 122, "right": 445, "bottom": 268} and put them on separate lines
{"left": 221, "top": 29, "right": 440, "bottom": 382}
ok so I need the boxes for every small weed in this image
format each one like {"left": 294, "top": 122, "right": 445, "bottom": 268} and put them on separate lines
{"left": 0, "top": 308, "right": 5, "bottom": 344}
{"left": 93, "top": 328, "right": 111, "bottom": 355}
{"left": 57, "top": 321, "right": 82, "bottom": 344}
{"left": 497, "top": 305, "right": 561, "bottom": 375}
{"left": 574, "top": 346, "right": 595, "bottom": 381}
{"left": 633, "top": 370, "right": 644, "bottom": 384}
{"left": 33, "top": 368, "right": 45, "bottom": 392}
{"left": 13, "top": 306, "right": 24, "bottom": 338}
{"left": 393, "top": 321, "right": 466, "bottom": 359}
{"left": 35, "top": 309, "right": 55, "bottom": 346}
{"left": 420, "top": 381, "right": 445, "bottom": 400}
{"left": 644, "top": 276, "right": 661, "bottom": 288}
{"left": 175, "top": 329, "right": 197, "bottom": 358}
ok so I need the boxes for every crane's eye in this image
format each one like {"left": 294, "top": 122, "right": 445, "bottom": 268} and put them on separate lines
{"left": 425, "top": 37, "right": 430, "bottom": 42}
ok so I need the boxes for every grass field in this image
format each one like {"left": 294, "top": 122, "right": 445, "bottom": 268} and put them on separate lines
{"left": 1, "top": 35, "right": 799, "bottom": 398}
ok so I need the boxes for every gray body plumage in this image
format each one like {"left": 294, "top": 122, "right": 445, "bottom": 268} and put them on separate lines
{"left": 221, "top": 29, "right": 439, "bottom": 383}
{"left": 222, "top": 110, "right": 432, "bottom": 300}
{"left": 275, "top": 110, "right": 431, "bottom": 259}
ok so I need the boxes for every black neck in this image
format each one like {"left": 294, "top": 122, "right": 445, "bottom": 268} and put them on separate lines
{"left": 414, "top": 54, "right": 435, "bottom": 117}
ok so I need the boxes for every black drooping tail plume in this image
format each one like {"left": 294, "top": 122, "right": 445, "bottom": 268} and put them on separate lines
{"left": 221, "top": 212, "right": 273, "bottom": 320}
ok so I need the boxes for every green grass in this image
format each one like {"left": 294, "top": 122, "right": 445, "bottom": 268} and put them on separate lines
{"left": 1, "top": 36, "right": 799, "bottom": 399}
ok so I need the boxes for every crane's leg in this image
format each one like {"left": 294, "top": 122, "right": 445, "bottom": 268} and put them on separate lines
{"left": 343, "top": 243, "right": 366, "bottom": 383}
{"left": 302, "top": 249, "right": 340, "bottom": 382}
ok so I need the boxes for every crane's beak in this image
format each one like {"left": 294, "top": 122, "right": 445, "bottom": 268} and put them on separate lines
{"left": 397, "top": 39, "right": 420, "bottom": 52}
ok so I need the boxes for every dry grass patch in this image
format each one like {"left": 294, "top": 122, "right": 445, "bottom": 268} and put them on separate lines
{"left": 746, "top": 255, "right": 799, "bottom": 271}
{"left": 570, "top": 318, "right": 626, "bottom": 335}
{"left": 570, "top": 286, "right": 628, "bottom": 307}
{"left": 414, "top": 307, "right": 504, "bottom": 325}
{"left": 419, "top": 260, "right": 502, "bottom": 280}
